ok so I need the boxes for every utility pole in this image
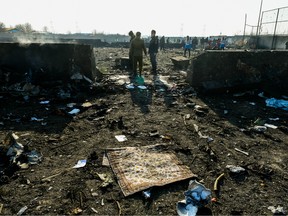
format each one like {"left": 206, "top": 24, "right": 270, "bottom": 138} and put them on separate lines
{"left": 242, "top": 13, "right": 247, "bottom": 45}
{"left": 255, "top": 0, "right": 263, "bottom": 49}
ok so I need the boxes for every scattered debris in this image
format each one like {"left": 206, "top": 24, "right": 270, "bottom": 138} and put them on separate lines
{"left": 16, "top": 206, "right": 28, "bottom": 216}
{"left": 126, "top": 83, "right": 135, "bottom": 89}
{"left": 149, "top": 130, "right": 159, "bottom": 137}
{"left": 0, "top": 131, "right": 42, "bottom": 182}
{"left": 106, "top": 144, "right": 196, "bottom": 196}
{"left": 269, "top": 117, "right": 279, "bottom": 121}
{"left": 68, "top": 108, "right": 80, "bottom": 115}
{"left": 81, "top": 101, "right": 93, "bottom": 108}
{"left": 114, "top": 199, "right": 121, "bottom": 216}
{"left": 72, "top": 159, "right": 87, "bottom": 168}
{"left": 264, "top": 123, "right": 278, "bottom": 129}
{"left": 194, "top": 105, "right": 209, "bottom": 116}
{"left": 26, "top": 150, "right": 42, "bottom": 165}
{"left": 254, "top": 118, "right": 266, "bottom": 126}
{"left": 177, "top": 180, "right": 212, "bottom": 216}
{"left": 265, "top": 98, "right": 288, "bottom": 111}
{"left": 96, "top": 173, "right": 113, "bottom": 187}
{"left": 90, "top": 207, "right": 98, "bottom": 214}
{"left": 115, "top": 135, "right": 127, "bottom": 142}
{"left": 70, "top": 207, "right": 83, "bottom": 215}
{"left": 268, "top": 205, "right": 286, "bottom": 215}
{"left": 102, "top": 154, "right": 110, "bottom": 167}
{"left": 213, "top": 173, "right": 225, "bottom": 192}
{"left": 252, "top": 125, "right": 267, "bottom": 133}
{"left": 192, "top": 123, "right": 213, "bottom": 142}
{"left": 5, "top": 132, "right": 24, "bottom": 164}
{"left": 42, "top": 159, "right": 86, "bottom": 182}
{"left": 142, "top": 189, "right": 152, "bottom": 199}
{"left": 0, "top": 46, "right": 287, "bottom": 215}
{"left": 234, "top": 148, "right": 249, "bottom": 156}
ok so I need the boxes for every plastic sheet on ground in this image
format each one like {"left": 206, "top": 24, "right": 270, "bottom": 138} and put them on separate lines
{"left": 265, "top": 98, "right": 288, "bottom": 111}
{"left": 106, "top": 144, "right": 196, "bottom": 196}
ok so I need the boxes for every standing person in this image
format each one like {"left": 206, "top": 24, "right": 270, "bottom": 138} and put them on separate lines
{"left": 285, "top": 41, "right": 288, "bottom": 49}
{"left": 200, "top": 37, "right": 205, "bottom": 50}
{"left": 130, "top": 31, "right": 147, "bottom": 77}
{"left": 148, "top": 29, "right": 159, "bottom": 74}
{"left": 220, "top": 37, "right": 226, "bottom": 50}
{"left": 192, "top": 36, "right": 198, "bottom": 51}
{"left": 166, "top": 37, "right": 170, "bottom": 45}
{"left": 128, "top": 30, "right": 135, "bottom": 70}
{"left": 183, "top": 35, "right": 192, "bottom": 57}
{"left": 160, "top": 36, "right": 165, "bottom": 51}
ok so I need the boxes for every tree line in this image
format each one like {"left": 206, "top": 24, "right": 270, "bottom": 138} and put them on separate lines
{"left": 0, "top": 22, "right": 42, "bottom": 33}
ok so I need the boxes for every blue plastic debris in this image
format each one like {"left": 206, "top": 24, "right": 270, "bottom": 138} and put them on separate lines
{"left": 176, "top": 180, "right": 212, "bottom": 216}
{"left": 265, "top": 98, "right": 288, "bottom": 111}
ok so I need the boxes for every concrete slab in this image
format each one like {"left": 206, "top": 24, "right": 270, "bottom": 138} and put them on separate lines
{"left": 187, "top": 50, "right": 288, "bottom": 94}
{"left": 0, "top": 43, "right": 97, "bottom": 86}
{"left": 115, "top": 57, "right": 131, "bottom": 70}
{"left": 170, "top": 56, "right": 190, "bottom": 69}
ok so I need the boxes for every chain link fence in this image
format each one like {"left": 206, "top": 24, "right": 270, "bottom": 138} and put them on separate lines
{"left": 260, "top": 6, "right": 288, "bottom": 35}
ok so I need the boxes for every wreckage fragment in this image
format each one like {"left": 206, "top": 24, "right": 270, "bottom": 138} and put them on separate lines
{"left": 106, "top": 144, "right": 196, "bottom": 196}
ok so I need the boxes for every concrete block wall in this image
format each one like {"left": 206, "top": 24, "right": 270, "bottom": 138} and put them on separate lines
{"left": 0, "top": 43, "right": 96, "bottom": 85}
{"left": 187, "top": 50, "right": 288, "bottom": 94}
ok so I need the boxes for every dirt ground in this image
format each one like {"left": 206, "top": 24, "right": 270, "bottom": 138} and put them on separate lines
{"left": 0, "top": 47, "right": 287, "bottom": 215}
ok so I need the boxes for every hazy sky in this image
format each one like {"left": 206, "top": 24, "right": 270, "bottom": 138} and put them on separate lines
{"left": 1, "top": 0, "right": 288, "bottom": 36}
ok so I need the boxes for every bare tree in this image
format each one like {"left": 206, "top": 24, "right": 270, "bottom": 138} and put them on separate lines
{"left": 24, "top": 23, "right": 33, "bottom": 33}
{"left": 15, "top": 23, "right": 34, "bottom": 33}
{"left": 15, "top": 24, "right": 24, "bottom": 32}
{"left": 42, "top": 26, "right": 49, "bottom": 33}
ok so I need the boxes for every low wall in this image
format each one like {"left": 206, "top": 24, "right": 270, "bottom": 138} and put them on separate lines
{"left": 187, "top": 50, "right": 288, "bottom": 94}
{"left": 0, "top": 43, "right": 96, "bottom": 85}
{"left": 249, "top": 35, "right": 288, "bottom": 49}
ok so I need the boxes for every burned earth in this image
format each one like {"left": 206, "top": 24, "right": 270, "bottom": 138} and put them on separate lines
{"left": 0, "top": 47, "right": 287, "bottom": 215}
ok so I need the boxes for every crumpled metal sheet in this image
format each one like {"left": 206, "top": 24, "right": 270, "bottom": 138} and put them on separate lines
{"left": 106, "top": 144, "right": 196, "bottom": 196}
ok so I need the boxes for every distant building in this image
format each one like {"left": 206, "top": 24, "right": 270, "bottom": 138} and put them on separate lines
{"left": 1, "top": 28, "right": 21, "bottom": 33}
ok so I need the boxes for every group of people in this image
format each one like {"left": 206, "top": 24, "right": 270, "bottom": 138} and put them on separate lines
{"left": 207, "top": 36, "right": 226, "bottom": 50}
{"left": 128, "top": 30, "right": 159, "bottom": 79}
{"left": 182, "top": 36, "right": 227, "bottom": 56}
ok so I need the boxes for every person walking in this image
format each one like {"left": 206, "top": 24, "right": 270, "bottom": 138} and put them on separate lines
{"left": 148, "top": 29, "right": 159, "bottom": 74}
{"left": 130, "top": 31, "right": 147, "bottom": 77}
{"left": 128, "top": 30, "right": 135, "bottom": 69}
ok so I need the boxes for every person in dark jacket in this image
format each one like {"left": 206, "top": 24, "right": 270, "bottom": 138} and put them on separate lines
{"left": 128, "top": 30, "right": 135, "bottom": 69}
{"left": 130, "top": 31, "right": 147, "bottom": 77}
{"left": 148, "top": 29, "right": 159, "bottom": 74}
{"left": 160, "top": 36, "right": 165, "bottom": 51}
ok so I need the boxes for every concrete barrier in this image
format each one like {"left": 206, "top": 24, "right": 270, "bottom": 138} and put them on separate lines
{"left": 187, "top": 50, "right": 288, "bottom": 95}
{"left": 0, "top": 43, "right": 97, "bottom": 86}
